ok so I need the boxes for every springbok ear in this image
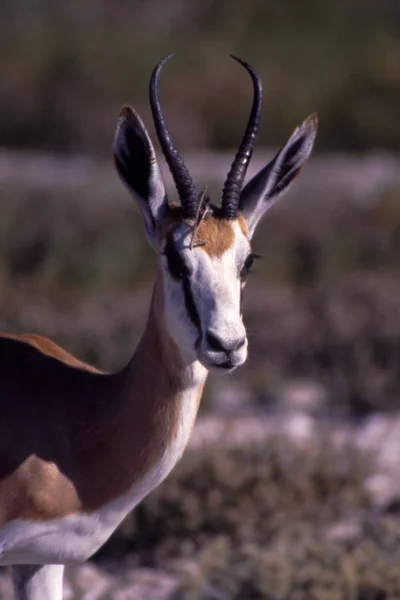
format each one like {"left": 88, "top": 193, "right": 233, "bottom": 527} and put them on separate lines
{"left": 113, "top": 106, "right": 168, "bottom": 247}
{"left": 239, "top": 114, "right": 318, "bottom": 238}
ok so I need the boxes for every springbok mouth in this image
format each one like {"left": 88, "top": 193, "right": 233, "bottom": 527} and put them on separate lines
{"left": 199, "top": 357, "right": 238, "bottom": 373}
{"left": 219, "top": 359, "right": 236, "bottom": 370}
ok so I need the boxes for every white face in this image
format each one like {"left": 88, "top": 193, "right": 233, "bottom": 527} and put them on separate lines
{"left": 114, "top": 105, "right": 317, "bottom": 374}
{"left": 160, "top": 217, "right": 254, "bottom": 372}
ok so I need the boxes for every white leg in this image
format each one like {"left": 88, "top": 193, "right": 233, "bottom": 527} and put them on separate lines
{"left": 10, "top": 565, "right": 64, "bottom": 600}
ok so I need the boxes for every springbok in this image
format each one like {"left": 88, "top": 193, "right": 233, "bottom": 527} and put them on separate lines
{"left": 0, "top": 55, "right": 317, "bottom": 599}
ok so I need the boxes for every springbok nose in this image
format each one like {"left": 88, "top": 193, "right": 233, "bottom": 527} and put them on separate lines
{"left": 205, "top": 330, "right": 246, "bottom": 353}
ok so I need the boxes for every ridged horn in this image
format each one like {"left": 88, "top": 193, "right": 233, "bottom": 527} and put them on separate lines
{"left": 149, "top": 54, "right": 198, "bottom": 222}
{"left": 221, "top": 56, "right": 263, "bottom": 219}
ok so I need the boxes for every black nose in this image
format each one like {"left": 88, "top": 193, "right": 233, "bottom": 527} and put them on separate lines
{"left": 205, "top": 330, "right": 246, "bottom": 353}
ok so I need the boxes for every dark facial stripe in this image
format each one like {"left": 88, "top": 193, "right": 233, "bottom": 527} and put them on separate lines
{"left": 164, "top": 234, "right": 201, "bottom": 332}
{"left": 164, "top": 236, "right": 190, "bottom": 280}
{"left": 182, "top": 277, "right": 201, "bottom": 331}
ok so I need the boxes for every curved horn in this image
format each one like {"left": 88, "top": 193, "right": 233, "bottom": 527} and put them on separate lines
{"left": 149, "top": 54, "right": 198, "bottom": 222}
{"left": 221, "top": 56, "right": 263, "bottom": 219}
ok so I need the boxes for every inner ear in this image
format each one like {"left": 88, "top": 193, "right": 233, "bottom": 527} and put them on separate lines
{"left": 239, "top": 114, "right": 318, "bottom": 238}
{"left": 114, "top": 108, "right": 153, "bottom": 202}
{"left": 114, "top": 106, "right": 169, "bottom": 247}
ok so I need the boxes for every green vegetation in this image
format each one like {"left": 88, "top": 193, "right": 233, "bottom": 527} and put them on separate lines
{"left": 0, "top": 0, "right": 399, "bottom": 153}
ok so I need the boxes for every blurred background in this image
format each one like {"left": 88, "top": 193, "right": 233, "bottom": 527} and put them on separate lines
{"left": 0, "top": 1, "right": 400, "bottom": 598}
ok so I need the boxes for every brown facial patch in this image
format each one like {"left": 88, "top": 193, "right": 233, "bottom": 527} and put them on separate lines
{"left": 158, "top": 209, "right": 249, "bottom": 255}
{"left": 194, "top": 218, "right": 235, "bottom": 257}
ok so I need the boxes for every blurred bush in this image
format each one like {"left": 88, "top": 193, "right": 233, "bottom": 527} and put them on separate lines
{"left": 0, "top": 0, "right": 400, "bottom": 152}
{"left": 95, "top": 434, "right": 400, "bottom": 600}
{"left": 0, "top": 165, "right": 400, "bottom": 413}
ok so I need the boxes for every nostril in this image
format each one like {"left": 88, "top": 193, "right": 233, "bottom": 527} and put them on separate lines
{"left": 205, "top": 331, "right": 228, "bottom": 353}
{"left": 205, "top": 331, "right": 246, "bottom": 353}
{"left": 233, "top": 337, "right": 246, "bottom": 351}
{"left": 206, "top": 331, "right": 227, "bottom": 352}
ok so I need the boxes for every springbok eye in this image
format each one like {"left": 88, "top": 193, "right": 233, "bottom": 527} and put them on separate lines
{"left": 163, "top": 239, "right": 191, "bottom": 281}
{"left": 240, "top": 252, "right": 261, "bottom": 280}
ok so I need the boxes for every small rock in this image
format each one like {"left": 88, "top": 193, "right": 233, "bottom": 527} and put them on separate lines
{"left": 282, "top": 412, "right": 315, "bottom": 444}
{"left": 355, "top": 414, "right": 391, "bottom": 452}
{"left": 65, "top": 563, "right": 112, "bottom": 600}
{"left": 113, "top": 587, "right": 136, "bottom": 600}
{"left": 364, "top": 473, "right": 400, "bottom": 509}
{"left": 325, "top": 519, "right": 363, "bottom": 543}
{"left": 356, "top": 414, "right": 400, "bottom": 478}
{"left": 120, "top": 567, "right": 179, "bottom": 600}
{"left": 213, "top": 381, "right": 252, "bottom": 413}
{"left": 280, "top": 379, "right": 327, "bottom": 413}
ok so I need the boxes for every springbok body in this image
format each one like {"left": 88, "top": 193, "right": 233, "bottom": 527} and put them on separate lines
{"left": 0, "top": 55, "right": 317, "bottom": 599}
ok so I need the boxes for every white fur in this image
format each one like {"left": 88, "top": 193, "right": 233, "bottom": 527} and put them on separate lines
{"left": 0, "top": 362, "right": 207, "bottom": 566}
{"left": 162, "top": 220, "right": 250, "bottom": 370}
{"left": 11, "top": 565, "right": 64, "bottom": 600}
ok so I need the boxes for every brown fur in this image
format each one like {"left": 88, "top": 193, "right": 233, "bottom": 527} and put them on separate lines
{"left": 0, "top": 333, "right": 102, "bottom": 374}
{"left": 159, "top": 212, "right": 249, "bottom": 256}
{"left": 0, "top": 273, "right": 201, "bottom": 524}
{"left": 195, "top": 218, "right": 235, "bottom": 257}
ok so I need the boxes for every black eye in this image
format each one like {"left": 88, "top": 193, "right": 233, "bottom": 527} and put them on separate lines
{"left": 240, "top": 252, "right": 261, "bottom": 280}
{"left": 164, "top": 238, "right": 190, "bottom": 281}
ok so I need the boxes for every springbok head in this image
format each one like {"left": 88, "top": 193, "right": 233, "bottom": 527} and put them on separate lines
{"left": 114, "top": 55, "right": 317, "bottom": 371}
